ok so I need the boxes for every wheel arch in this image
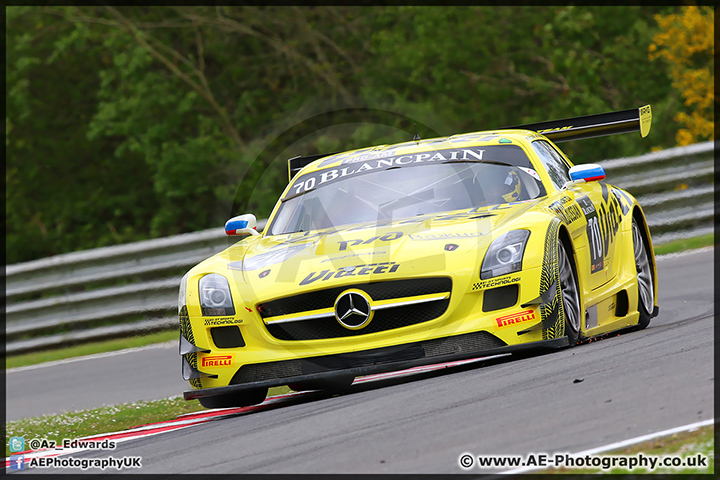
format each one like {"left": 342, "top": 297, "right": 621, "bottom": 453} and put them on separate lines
{"left": 557, "top": 222, "right": 585, "bottom": 327}
{"left": 557, "top": 224, "right": 580, "bottom": 284}
{"left": 557, "top": 223, "right": 574, "bottom": 263}
{"left": 631, "top": 206, "right": 658, "bottom": 308}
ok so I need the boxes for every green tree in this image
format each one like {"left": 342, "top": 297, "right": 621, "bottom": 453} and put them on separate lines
{"left": 6, "top": 7, "right": 157, "bottom": 262}
{"left": 649, "top": 5, "right": 714, "bottom": 146}
{"left": 363, "top": 6, "right": 678, "bottom": 162}
{"left": 6, "top": 6, "right": 682, "bottom": 264}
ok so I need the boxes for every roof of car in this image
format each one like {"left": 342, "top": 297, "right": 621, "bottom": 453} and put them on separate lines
{"left": 289, "top": 105, "right": 651, "bottom": 181}
{"left": 299, "top": 129, "right": 543, "bottom": 175}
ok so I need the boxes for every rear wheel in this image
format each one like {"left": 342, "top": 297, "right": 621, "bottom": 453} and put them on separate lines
{"left": 198, "top": 388, "right": 268, "bottom": 409}
{"left": 633, "top": 219, "right": 654, "bottom": 329}
{"left": 558, "top": 242, "right": 581, "bottom": 346}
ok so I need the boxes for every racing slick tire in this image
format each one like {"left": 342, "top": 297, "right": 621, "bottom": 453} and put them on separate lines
{"left": 198, "top": 388, "right": 268, "bottom": 409}
{"left": 558, "top": 241, "right": 582, "bottom": 346}
{"left": 632, "top": 218, "right": 655, "bottom": 330}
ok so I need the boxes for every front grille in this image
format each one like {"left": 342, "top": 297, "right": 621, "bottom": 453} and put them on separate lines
{"left": 258, "top": 277, "right": 452, "bottom": 318}
{"left": 259, "top": 277, "right": 452, "bottom": 340}
{"left": 267, "top": 299, "right": 450, "bottom": 340}
{"left": 231, "top": 331, "right": 506, "bottom": 384}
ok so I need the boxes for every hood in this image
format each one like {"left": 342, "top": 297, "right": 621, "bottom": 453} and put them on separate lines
{"left": 205, "top": 203, "right": 537, "bottom": 301}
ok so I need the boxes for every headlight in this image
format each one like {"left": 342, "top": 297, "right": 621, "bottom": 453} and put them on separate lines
{"left": 178, "top": 272, "right": 189, "bottom": 315}
{"left": 481, "top": 230, "right": 530, "bottom": 279}
{"left": 199, "top": 274, "right": 235, "bottom": 316}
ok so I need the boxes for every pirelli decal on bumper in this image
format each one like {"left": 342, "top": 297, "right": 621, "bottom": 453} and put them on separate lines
{"left": 496, "top": 310, "right": 536, "bottom": 328}
{"left": 201, "top": 354, "right": 234, "bottom": 368}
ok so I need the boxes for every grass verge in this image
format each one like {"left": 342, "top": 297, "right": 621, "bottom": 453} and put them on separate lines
{"left": 5, "top": 397, "right": 713, "bottom": 475}
{"left": 6, "top": 330, "right": 178, "bottom": 370}
{"left": 4, "top": 396, "right": 203, "bottom": 458}
{"left": 654, "top": 232, "right": 714, "bottom": 256}
{"left": 4, "top": 388, "right": 292, "bottom": 459}
{"left": 541, "top": 424, "right": 714, "bottom": 474}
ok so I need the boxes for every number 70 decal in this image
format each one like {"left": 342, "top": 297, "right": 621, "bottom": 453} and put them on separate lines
{"left": 576, "top": 196, "right": 604, "bottom": 273}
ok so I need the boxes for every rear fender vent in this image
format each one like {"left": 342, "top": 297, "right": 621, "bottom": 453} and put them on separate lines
{"left": 615, "top": 289, "right": 629, "bottom": 317}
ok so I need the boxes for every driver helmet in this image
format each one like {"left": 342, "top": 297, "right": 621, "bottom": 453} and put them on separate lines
{"left": 499, "top": 169, "right": 522, "bottom": 202}
{"left": 477, "top": 168, "right": 522, "bottom": 204}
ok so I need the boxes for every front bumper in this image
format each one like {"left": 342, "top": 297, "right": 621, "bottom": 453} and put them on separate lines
{"left": 183, "top": 331, "right": 568, "bottom": 401}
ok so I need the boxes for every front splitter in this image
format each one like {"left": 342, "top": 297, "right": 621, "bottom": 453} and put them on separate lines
{"left": 183, "top": 334, "right": 568, "bottom": 401}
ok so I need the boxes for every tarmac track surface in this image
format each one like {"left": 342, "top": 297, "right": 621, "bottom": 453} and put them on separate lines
{"left": 8, "top": 248, "right": 715, "bottom": 474}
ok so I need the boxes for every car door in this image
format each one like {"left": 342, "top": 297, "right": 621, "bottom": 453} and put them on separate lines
{"left": 573, "top": 180, "right": 631, "bottom": 287}
{"left": 531, "top": 140, "right": 617, "bottom": 292}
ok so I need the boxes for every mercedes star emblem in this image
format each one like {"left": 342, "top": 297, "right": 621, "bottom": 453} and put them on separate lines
{"left": 334, "top": 290, "right": 373, "bottom": 330}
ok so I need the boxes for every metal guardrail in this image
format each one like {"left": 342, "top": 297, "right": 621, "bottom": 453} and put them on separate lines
{"left": 597, "top": 141, "right": 715, "bottom": 244}
{"left": 4, "top": 222, "right": 265, "bottom": 355}
{"left": 4, "top": 142, "right": 714, "bottom": 354}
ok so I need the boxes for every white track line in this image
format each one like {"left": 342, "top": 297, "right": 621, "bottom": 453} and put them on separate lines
{"left": 500, "top": 418, "right": 715, "bottom": 474}
{"left": 655, "top": 245, "right": 713, "bottom": 261}
{"left": 6, "top": 341, "right": 176, "bottom": 374}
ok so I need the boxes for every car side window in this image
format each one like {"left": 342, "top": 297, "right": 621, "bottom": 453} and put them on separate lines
{"left": 531, "top": 140, "right": 572, "bottom": 190}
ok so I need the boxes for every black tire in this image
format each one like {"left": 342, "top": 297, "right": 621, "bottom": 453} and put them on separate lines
{"left": 198, "top": 388, "right": 268, "bottom": 409}
{"left": 558, "top": 241, "right": 581, "bottom": 346}
{"left": 288, "top": 375, "right": 355, "bottom": 393}
{"left": 632, "top": 218, "right": 654, "bottom": 330}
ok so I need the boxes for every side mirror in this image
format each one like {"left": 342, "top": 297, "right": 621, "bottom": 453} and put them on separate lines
{"left": 568, "top": 164, "right": 605, "bottom": 182}
{"left": 225, "top": 214, "right": 260, "bottom": 236}
{"left": 562, "top": 164, "right": 606, "bottom": 190}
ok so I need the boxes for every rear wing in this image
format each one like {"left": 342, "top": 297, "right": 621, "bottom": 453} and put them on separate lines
{"left": 288, "top": 152, "right": 339, "bottom": 181}
{"left": 287, "top": 105, "right": 652, "bottom": 180}
{"left": 506, "top": 105, "right": 652, "bottom": 143}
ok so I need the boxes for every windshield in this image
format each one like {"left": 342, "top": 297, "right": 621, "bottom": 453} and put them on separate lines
{"left": 267, "top": 161, "right": 545, "bottom": 235}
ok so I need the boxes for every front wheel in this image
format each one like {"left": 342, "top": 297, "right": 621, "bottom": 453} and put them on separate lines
{"left": 632, "top": 219, "right": 654, "bottom": 330}
{"left": 558, "top": 242, "right": 581, "bottom": 346}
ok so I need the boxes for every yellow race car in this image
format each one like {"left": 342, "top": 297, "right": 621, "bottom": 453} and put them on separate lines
{"left": 180, "top": 106, "right": 658, "bottom": 408}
